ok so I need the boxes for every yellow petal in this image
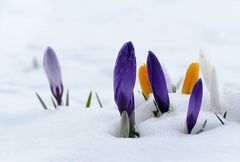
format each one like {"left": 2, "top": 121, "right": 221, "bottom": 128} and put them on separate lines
{"left": 138, "top": 64, "right": 152, "bottom": 98}
{"left": 182, "top": 63, "right": 200, "bottom": 94}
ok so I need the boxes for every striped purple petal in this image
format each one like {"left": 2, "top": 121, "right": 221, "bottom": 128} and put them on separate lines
{"left": 186, "top": 79, "right": 203, "bottom": 134}
{"left": 43, "top": 47, "right": 64, "bottom": 106}
{"left": 114, "top": 41, "right": 136, "bottom": 119}
{"left": 147, "top": 51, "right": 169, "bottom": 113}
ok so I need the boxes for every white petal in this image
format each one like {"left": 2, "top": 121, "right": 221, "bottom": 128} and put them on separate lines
{"left": 199, "top": 53, "right": 212, "bottom": 91}
{"left": 210, "top": 66, "right": 221, "bottom": 113}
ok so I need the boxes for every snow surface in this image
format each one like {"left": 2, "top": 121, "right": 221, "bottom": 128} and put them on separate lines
{"left": 0, "top": 0, "right": 240, "bottom": 161}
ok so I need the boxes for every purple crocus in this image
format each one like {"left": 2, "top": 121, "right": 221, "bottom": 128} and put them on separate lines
{"left": 113, "top": 41, "right": 136, "bottom": 121}
{"left": 147, "top": 51, "right": 169, "bottom": 113}
{"left": 186, "top": 79, "right": 203, "bottom": 134}
{"left": 43, "top": 47, "right": 64, "bottom": 106}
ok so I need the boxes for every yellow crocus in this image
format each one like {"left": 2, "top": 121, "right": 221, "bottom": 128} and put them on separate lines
{"left": 182, "top": 63, "right": 200, "bottom": 94}
{"left": 138, "top": 64, "right": 152, "bottom": 98}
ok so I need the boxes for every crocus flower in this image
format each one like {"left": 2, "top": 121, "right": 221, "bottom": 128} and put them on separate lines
{"left": 199, "top": 53, "right": 211, "bottom": 91}
{"left": 182, "top": 63, "right": 199, "bottom": 94}
{"left": 43, "top": 47, "right": 64, "bottom": 106}
{"left": 186, "top": 79, "right": 203, "bottom": 134}
{"left": 114, "top": 41, "right": 136, "bottom": 121}
{"left": 139, "top": 63, "right": 173, "bottom": 99}
{"left": 210, "top": 66, "right": 221, "bottom": 113}
{"left": 138, "top": 64, "right": 152, "bottom": 99}
{"left": 147, "top": 51, "right": 169, "bottom": 113}
{"left": 199, "top": 53, "right": 221, "bottom": 113}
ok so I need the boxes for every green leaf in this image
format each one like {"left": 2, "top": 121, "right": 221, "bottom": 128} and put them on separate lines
{"left": 36, "top": 92, "right": 48, "bottom": 110}
{"left": 86, "top": 91, "right": 92, "bottom": 108}
{"left": 172, "top": 85, "right": 177, "bottom": 93}
{"left": 153, "top": 100, "right": 157, "bottom": 107}
{"left": 196, "top": 119, "right": 208, "bottom": 134}
{"left": 176, "top": 78, "right": 183, "bottom": 90}
{"left": 33, "top": 57, "right": 39, "bottom": 69}
{"left": 215, "top": 113, "right": 225, "bottom": 125}
{"left": 51, "top": 97, "right": 57, "bottom": 109}
{"left": 95, "top": 92, "right": 103, "bottom": 108}
{"left": 223, "top": 111, "right": 227, "bottom": 119}
{"left": 129, "top": 130, "right": 140, "bottom": 138}
{"left": 153, "top": 109, "right": 160, "bottom": 118}
{"left": 153, "top": 100, "right": 160, "bottom": 117}
{"left": 129, "top": 125, "right": 140, "bottom": 138}
{"left": 142, "top": 91, "right": 147, "bottom": 101}
{"left": 66, "top": 90, "right": 69, "bottom": 106}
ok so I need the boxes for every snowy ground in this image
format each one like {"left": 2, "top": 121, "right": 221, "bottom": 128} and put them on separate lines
{"left": 0, "top": 0, "right": 240, "bottom": 161}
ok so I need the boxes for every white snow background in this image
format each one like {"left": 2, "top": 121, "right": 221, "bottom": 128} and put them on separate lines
{"left": 0, "top": 0, "right": 240, "bottom": 161}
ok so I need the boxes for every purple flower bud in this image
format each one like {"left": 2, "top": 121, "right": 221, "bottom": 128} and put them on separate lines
{"left": 43, "top": 47, "right": 64, "bottom": 106}
{"left": 147, "top": 51, "right": 169, "bottom": 113}
{"left": 114, "top": 42, "right": 136, "bottom": 119}
{"left": 186, "top": 79, "right": 203, "bottom": 134}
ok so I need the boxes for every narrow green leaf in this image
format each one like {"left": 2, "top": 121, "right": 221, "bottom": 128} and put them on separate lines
{"left": 95, "top": 92, "right": 103, "bottom": 108}
{"left": 153, "top": 109, "right": 160, "bottom": 118}
{"left": 36, "top": 92, "right": 47, "bottom": 110}
{"left": 215, "top": 113, "right": 225, "bottom": 125}
{"left": 51, "top": 97, "right": 57, "bottom": 109}
{"left": 152, "top": 100, "right": 160, "bottom": 117}
{"left": 172, "top": 85, "right": 177, "bottom": 93}
{"left": 196, "top": 119, "right": 208, "bottom": 134}
{"left": 86, "top": 91, "right": 92, "bottom": 108}
{"left": 66, "top": 90, "right": 69, "bottom": 106}
{"left": 33, "top": 57, "right": 39, "bottom": 69}
{"left": 223, "top": 111, "right": 227, "bottom": 119}
{"left": 129, "top": 126, "right": 140, "bottom": 138}
{"left": 153, "top": 100, "right": 157, "bottom": 107}
{"left": 176, "top": 78, "right": 183, "bottom": 90}
{"left": 129, "top": 130, "right": 140, "bottom": 138}
{"left": 142, "top": 91, "right": 147, "bottom": 101}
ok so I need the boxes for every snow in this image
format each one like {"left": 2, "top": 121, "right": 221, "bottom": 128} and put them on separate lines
{"left": 0, "top": 0, "right": 240, "bottom": 161}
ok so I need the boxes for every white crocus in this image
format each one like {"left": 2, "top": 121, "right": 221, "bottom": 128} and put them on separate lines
{"left": 199, "top": 52, "right": 221, "bottom": 113}
{"left": 199, "top": 52, "right": 212, "bottom": 91}
{"left": 210, "top": 66, "right": 221, "bottom": 113}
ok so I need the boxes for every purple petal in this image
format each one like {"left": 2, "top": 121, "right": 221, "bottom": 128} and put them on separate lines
{"left": 186, "top": 79, "right": 203, "bottom": 134}
{"left": 114, "top": 41, "right": 136, "bottom": 118}
{"left": 43, "top": 47, "right": 64, "bottom": 105}
{"left": 147, "top": 51, "right": 169, "bottom": 113}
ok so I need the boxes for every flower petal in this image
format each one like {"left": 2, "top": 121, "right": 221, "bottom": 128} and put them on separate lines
{"left": 182, "top": 63, "right": 199, "bottom": 94}
{"left": 186, "top": 79, "right": 203, "bottom": 134}
{"left": 114, "top": 42, "right": 136, "bottom": 118}
{"left": 199, "top": 53, "right": 221, "bottom": 113}
{"left": 138, "top": 64, "right": 152, "bottom": 99}
{"left": 199, "top": 53, "right": 212, "bottom": 91}
{"left": 147, "top": 51, "right": 169, "bottom": 113}
{"left": 43, "top": 47, "right": 63, "bottom": 105}
{"left": 210, "top": 66, "right": 221, "bottom": 113}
